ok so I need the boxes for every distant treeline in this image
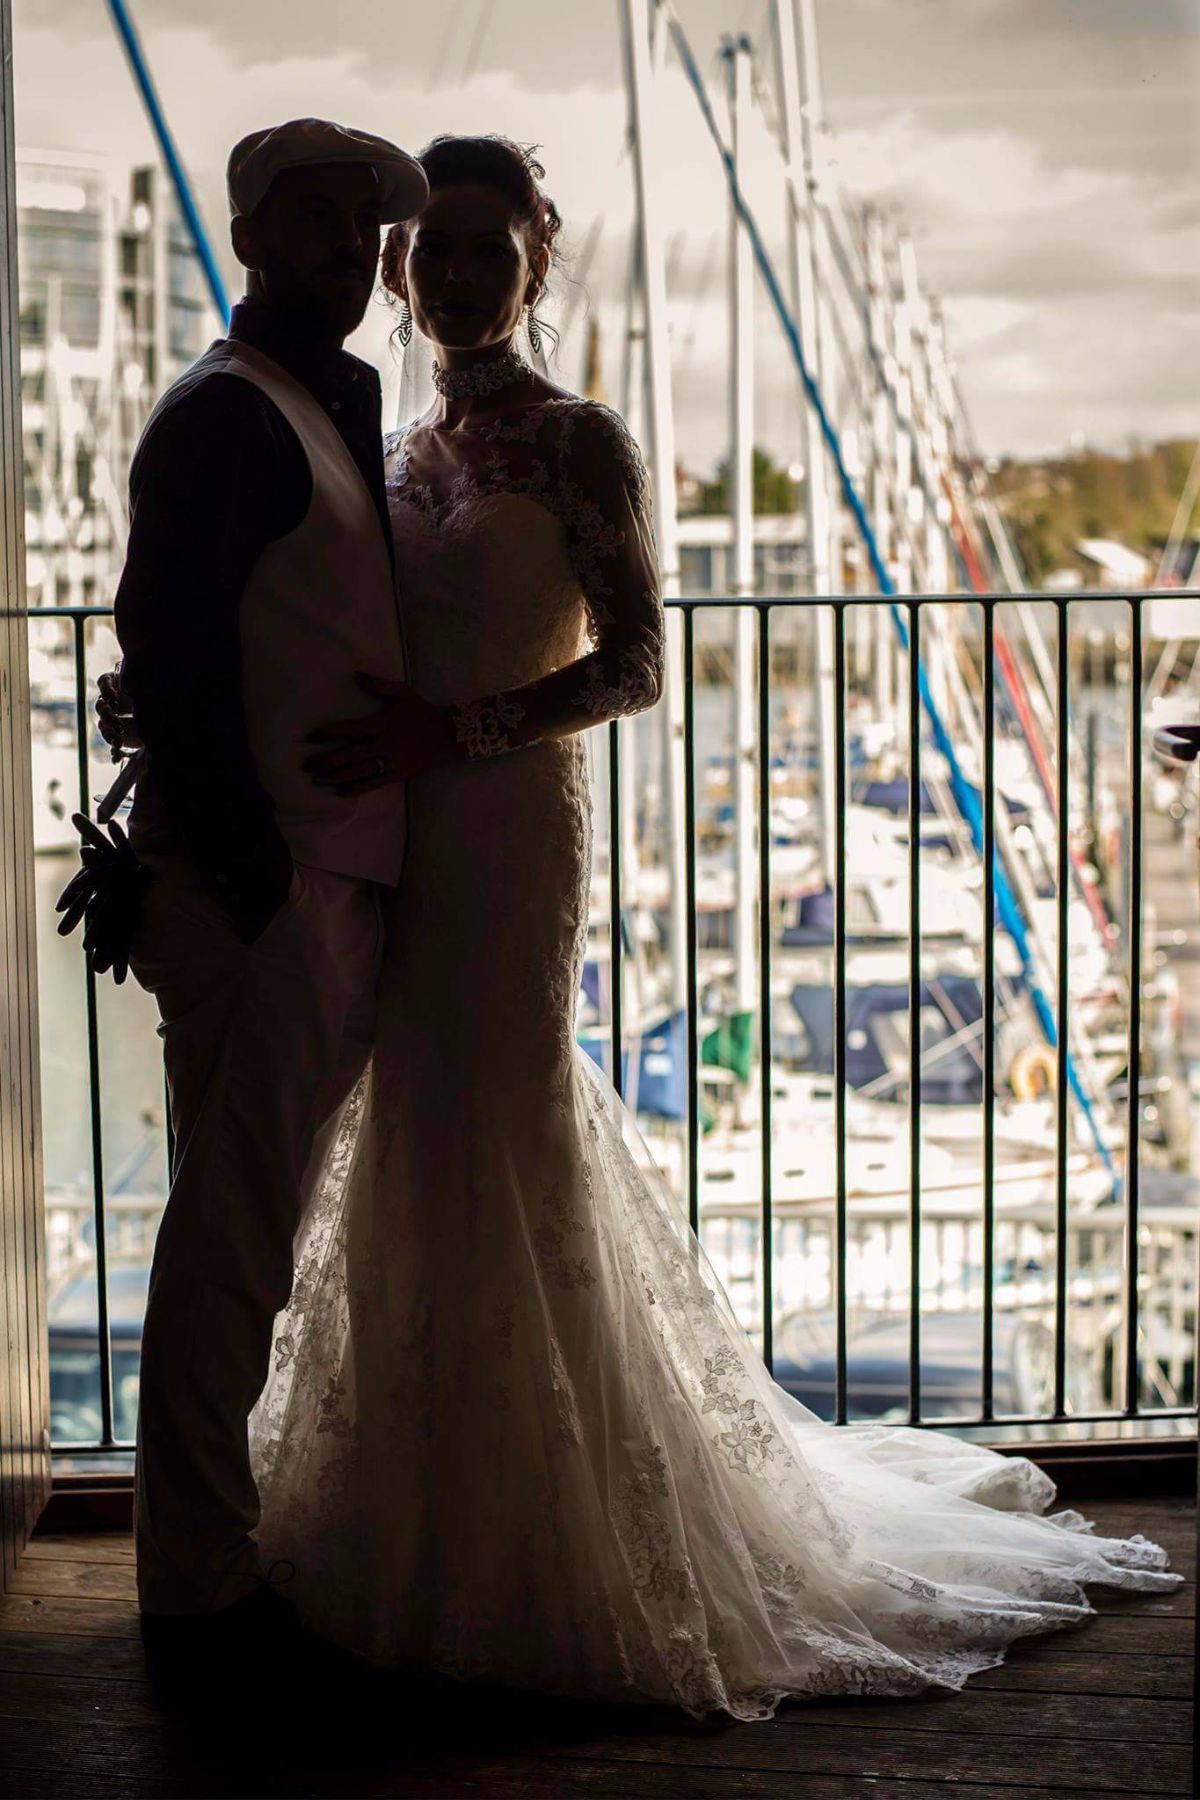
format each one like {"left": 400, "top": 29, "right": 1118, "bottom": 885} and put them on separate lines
{"left": 990, "top": 439, "right": 1198, "bottom": 585}
{"left": 684, "top": 448, "right": 799, "bottom": 518}
{"left": 682, "top": 440, "right": 1198, "bottom": 590}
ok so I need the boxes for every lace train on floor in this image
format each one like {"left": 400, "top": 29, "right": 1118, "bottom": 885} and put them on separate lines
{"left": 250, "top": 1054, "right": 1179, "bottom": 1722}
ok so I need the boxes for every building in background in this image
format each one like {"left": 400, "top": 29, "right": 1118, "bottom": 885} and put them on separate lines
{"left": 18, "top": 154, "right": 213, "bottom": 1416}
{"left": 17, "top": 149, "right": 210, "bottom": 610}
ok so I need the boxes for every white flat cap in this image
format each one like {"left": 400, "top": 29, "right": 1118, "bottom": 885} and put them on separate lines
{"left": 227, "top": 118, "right": 428, "bottom": 223}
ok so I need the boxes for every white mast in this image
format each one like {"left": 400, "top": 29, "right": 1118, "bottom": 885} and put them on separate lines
{"left": 796, "top": 0, "right": 842, "bottom": 598}
{"left": 866, "top": 208, "right": 895, "bottom": 717}
{"left": 890, "top": 230, "right": 915, "bottom": 600}
{"left": 620, "top": 0, "right": 688, "bottom": 1026}
{"left": 725, "top": 36, "right": 759, "bottom": 1032}
{"left": 774, "top": 0, "right": 837, "bottom": 884}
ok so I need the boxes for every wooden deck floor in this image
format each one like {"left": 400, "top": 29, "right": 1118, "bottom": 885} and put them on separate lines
{"left": 0, "top": 1495, "right": 1192, "bottom": 1799}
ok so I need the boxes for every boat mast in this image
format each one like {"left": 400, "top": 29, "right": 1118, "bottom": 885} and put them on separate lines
{"left": 620, "top": 0, "right": 688, "bottom": 1028}
{"left": 725, "top": 37, "right": 760, "bottom": 1038}
{"left": 774, "top": 0, "right": 837, "bottom": 886}
{"left": 865, "top": 209, "right": 896, "bottom": 717}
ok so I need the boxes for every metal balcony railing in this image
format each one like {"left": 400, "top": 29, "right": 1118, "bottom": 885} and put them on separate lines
{"left": 27, "top": 591, "right": 1200, "bottom": 1456}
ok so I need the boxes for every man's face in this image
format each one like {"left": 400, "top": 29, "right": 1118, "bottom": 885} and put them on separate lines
{"left": 232, "top": 162, "right": 383, "bottom": 340}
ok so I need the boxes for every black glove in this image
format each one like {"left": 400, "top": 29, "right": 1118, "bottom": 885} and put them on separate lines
{"left": 96, "top": 667, "right": 143, "bottom": 761}
{"left": 55, "top": 812, "right": 154, "bottom": 985}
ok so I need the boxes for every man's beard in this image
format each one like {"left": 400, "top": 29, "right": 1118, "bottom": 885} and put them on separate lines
{"left": 275, "top": 274, "right": 373, "bottom": 341}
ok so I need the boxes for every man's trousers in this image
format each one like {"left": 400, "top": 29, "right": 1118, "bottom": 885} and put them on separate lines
{"left": 129, "top": 858, "right": 384, "bottom": 1615}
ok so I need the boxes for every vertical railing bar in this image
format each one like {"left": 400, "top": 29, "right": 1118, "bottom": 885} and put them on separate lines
{"left": 833, "top": 602, "right": 849, "bottom": 1425}
{"left": 757, "top": 604, "right": 774, "bottom": 1372}
{"left": 608, "top": 719, "right": 623, "bottom": 1101}
{"left": 1124, "top": 596, "right": 1144, "bottom": 1416}
{"left": 683, "top": 610, "right": 700, "bottom": 1238}
{"left": 72, "top": 618, "right": 115, "bottom": 1450}
{"left": 1053, "top": 598, "right": 1071, "bottom": 1419}
{"left": 981, "top": 600, "right": 997, "bottom": 1421}
{"left": 907, "top": 598, "right": 922, "bottom": 1426}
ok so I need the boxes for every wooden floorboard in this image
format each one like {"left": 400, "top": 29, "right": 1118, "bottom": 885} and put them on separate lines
{"left": 23, "top": 1536, "right": 135, "bottom": 1566}
{"left": 0, "top": 1594, "right": 141, "bottom": 1641}
{"left": 969, "top": 1648, "right": 1192, "bottom": 1698}
{"left": 0, "top": 1494, "right": 1192, "bottom": 1799}
{"left": 7, "top": 1562, "right": 137, "bottom": 1603}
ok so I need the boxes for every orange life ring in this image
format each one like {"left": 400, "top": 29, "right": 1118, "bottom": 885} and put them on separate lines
{"left": 1009, "top": 1044, "right": 1058, "bottom": 1099}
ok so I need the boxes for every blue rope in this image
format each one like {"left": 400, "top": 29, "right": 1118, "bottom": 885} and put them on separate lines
{"left": 662, "top": 5, "right": 1112, "bottom": 1171}
{"left": 105, "top": 0, "right": 230, "bottom": 327}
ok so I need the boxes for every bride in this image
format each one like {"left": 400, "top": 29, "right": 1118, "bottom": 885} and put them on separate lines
{"left": 250, "top": 133, "right": 1177, "bottom": 1720}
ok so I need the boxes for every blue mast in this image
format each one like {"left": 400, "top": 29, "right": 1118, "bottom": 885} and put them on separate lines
{"left": 104, "top": 0, "right": 230, "bottom": 328}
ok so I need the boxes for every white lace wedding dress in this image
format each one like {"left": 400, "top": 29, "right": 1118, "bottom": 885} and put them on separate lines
{"left": 250, "top": 393, "right": 1178, "bottom": 1720}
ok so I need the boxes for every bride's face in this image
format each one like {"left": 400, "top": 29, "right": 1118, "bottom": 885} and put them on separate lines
{"left": 399, "top": 183, "right": 547, "bottom": 356}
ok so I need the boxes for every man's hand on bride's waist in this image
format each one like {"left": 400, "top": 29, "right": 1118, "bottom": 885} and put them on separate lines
{"left": 304, "top": 674, "right": 460, "bottom": 792}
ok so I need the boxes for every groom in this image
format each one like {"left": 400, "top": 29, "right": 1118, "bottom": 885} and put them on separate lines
{"left": 106, "top": 119, "right": 426, "bottom": 1679}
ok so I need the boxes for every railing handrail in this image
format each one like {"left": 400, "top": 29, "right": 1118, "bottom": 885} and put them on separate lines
{"left": 26, "top": 586, "right": 1200, "bottom": 621}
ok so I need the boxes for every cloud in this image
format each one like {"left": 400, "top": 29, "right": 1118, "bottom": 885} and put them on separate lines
{"left": 827, "top": 114, "right": 1118, "bottom": 223}
{"left": 12, "top": 0, "right": 1197, "bottom": 466}
{"left": 978, "top": 0, "right": 1199, "bottom": 52}
{"left": 13, "top": 9, "right": 640, "bottom": 261}
{"left": 946, "top": 289, "right": 1197, "bottom": 455}
{"left": 821, "top": 107, "right": 1197, "bottom": 454}
{"left": 20, "top": 0, "right": 627, "bottom": 96}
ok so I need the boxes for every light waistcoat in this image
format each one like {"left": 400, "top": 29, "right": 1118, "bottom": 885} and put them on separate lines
{"left": 215, "top": 341, "right": 408, "bottom": 886}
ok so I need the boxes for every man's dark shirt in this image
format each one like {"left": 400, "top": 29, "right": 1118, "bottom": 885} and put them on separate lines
{"left": 114, "top": 296, "right": 393, "bottom": 929}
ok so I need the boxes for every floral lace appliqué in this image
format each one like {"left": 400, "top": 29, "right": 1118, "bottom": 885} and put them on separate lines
{"left": 700, "top": 1347, "right": 779, "bottom": 1476}
{"left": 532, "top": 1171, "right": 597, "bottom": 1290}
{"left": 614, "top": 1444, "right": 696, "bottom": 1604}
{"left": 453, "top": 693, "right": 529, "bottom": 759}
{"left": 573, "top": 625, "right": 663, "bottom": 718}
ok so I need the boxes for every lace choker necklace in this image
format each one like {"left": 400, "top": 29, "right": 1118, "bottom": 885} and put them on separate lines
{"left": 431, "top": 350, "right": 531, "bottom": 399}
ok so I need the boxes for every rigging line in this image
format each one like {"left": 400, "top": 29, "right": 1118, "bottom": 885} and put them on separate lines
{"left": 430, "top": 0, "right": 469, "bottom": 88}
{"left": 462, "top": 0, "right": 497, "bottom": 83}
{"left": 572, "top": 213, "right": 607, "bottom": 291}
{"left": 1155, "top": 437, "right": 1200, "bottom": 584}
{"left": 941, "top": 473, "right": 1116, "bottom": 946}
{"left": 747, "top": 38, "right": 1085, "bottom": 879}
{"left": 951, "top": 381, "right": 1028, "bottom": 589}
{"left": 748, "top": 23, "right": 781, "bottom": 140}
{"left": 745, "top": 77, "right": 945, "bottom": 541}
{"left": 679, "top": 228, "right": 721, "bottom": 368}
{"left": 755, "top": 35, "right": 1093, "bottom": 928}
{"left": 738, "top": 0, "right": 771, "bottom": 37}
{"left": 657, "top": 0, "right": 1113, "bottom": 1172}
{"left": 747, "top": 41, "right": 873, "bottom": 315}
{"left": 555, "top": 212, "right": 606, "bottom": 351}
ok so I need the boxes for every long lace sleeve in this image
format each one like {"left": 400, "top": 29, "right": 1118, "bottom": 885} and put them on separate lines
{"left": 450, "top": 403, "right": 664, "bottom": 759}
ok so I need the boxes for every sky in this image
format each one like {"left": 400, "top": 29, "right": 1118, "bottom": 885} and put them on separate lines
{"left": 12, "top": 0, "right": 1199, "bottom": 472}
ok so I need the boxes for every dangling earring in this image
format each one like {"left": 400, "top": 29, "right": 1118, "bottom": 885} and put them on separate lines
{"left": 526, "top": 307, "right": 542, "bottom": 356}
{"left": 397, "top": 300, "right": 413, "bottom": 348}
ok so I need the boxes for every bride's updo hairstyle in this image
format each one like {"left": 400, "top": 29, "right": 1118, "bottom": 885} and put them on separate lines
{"left": 381, "top": 134, "right": 563, "bottom": 347}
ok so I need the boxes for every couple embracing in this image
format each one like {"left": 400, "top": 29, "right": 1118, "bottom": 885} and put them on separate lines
{"left": 78, "top": 114, "right": 1174, "bottom": 1722}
